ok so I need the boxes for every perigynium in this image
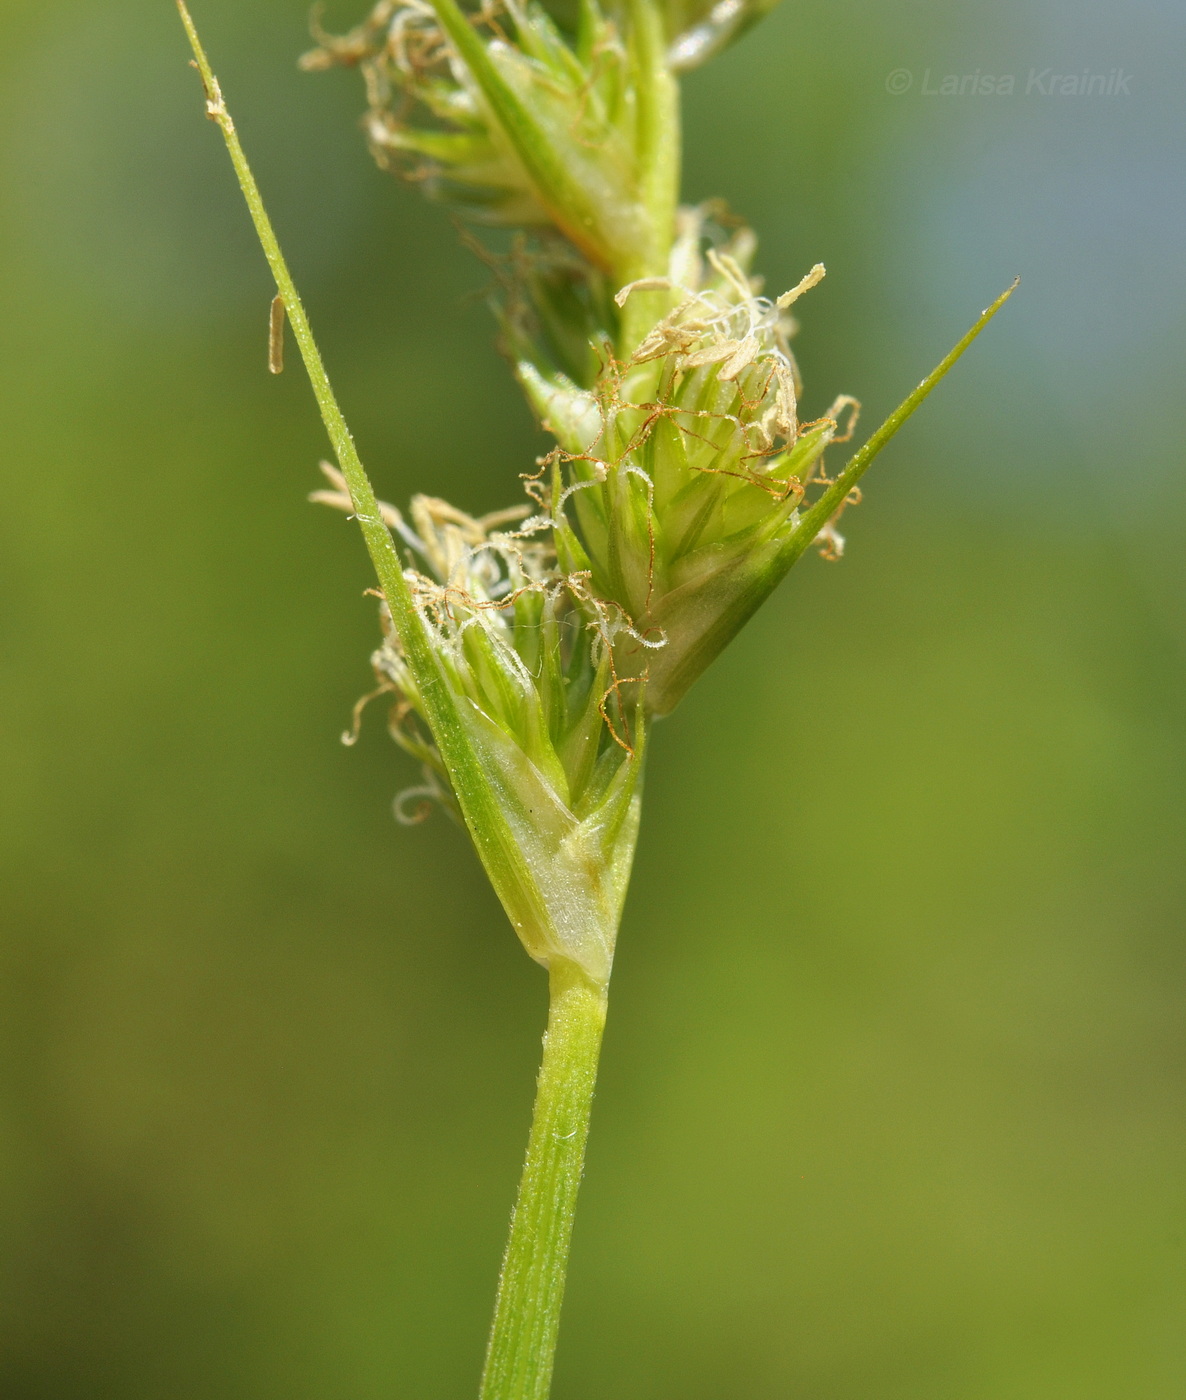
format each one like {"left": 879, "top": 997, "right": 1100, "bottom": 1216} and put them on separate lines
{"left": 176, "top": 2, "right": 1015, "bottom": 1396}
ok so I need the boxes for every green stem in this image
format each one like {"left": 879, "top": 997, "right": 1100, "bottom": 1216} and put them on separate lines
{"left": 481, "top": 960, "right": 608, "bottom": 1400}
{"left": 625, "top": 0, "right": 679, "bottom": 270}
{"left": 618, "top": 0, "right": 680, "bottom": 353}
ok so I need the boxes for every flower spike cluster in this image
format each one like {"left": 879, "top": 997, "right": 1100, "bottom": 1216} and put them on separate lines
{"left": 313, "top": 462, "right": 644, "bottom": 983}
{"left": 517, "top": 208, "right": 861, "bottom": 713}
{"left": 301, "top": 0, "right": 678, "bottom": 287}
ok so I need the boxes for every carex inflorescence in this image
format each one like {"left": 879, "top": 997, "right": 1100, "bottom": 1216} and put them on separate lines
{"left": 303, "top": 0, "right": 1011, "bottom": 981}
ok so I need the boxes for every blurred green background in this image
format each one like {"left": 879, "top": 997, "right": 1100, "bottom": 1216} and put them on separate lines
{"left": 1, "top": 1, "right": 1183, "bottom": 1396}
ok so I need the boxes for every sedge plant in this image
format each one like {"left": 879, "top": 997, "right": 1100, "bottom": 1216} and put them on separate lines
{"left": 176, "top": 2, "right": 1015, "bottom": 1395}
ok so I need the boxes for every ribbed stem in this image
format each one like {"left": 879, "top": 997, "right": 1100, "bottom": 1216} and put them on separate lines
{"left": 618, "top": 0, "right": 681, "bottom": 353}
{"left": 480, "top": 961, "right": 608, "bottom": 1400}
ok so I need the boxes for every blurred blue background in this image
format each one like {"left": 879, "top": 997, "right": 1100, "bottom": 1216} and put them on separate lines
{"left": 1, "top": 1, "right": 1183, "bottom": 1396}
